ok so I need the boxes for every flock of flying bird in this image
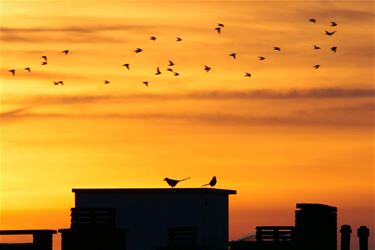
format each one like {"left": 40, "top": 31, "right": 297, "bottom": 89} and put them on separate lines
{"left": 7, "top": 19, "right": 338, "bottom": 87}
{"left": 163, "top": 176, "right": 217, "bottom": 188}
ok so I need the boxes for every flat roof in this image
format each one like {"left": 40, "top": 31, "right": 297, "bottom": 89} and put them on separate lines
{"left": 72, "top": 188, "right": 236, "bottom": 195}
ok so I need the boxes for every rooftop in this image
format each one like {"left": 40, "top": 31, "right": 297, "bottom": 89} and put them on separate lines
{"left": 72, "top": 188, "right": 236, "bottom": 195}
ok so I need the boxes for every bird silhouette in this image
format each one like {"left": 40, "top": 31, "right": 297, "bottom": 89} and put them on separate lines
{"left": 309, "top": 18, "right": 316, "bottom": 23}
{"left": 164, "top": 177, "right": 191, "bottom": 188}
{"left": 313, "top": 65, "right": 320, "bottom": 69}
{"left": 41, "top": 56, "right": 48, "bottom": 61}
{"left": 150, "top": 36, "right": 157, "bottom": 41}
{"left": 274, "top": 47, "right": 281, "bottom": 51}
{"left": 174, "top": 72, "right": 180, "bottom": 76}
{"left": 229, "top": 53, "right": 236, "bottom": 59}
{"left": 331, "top": 46, "right": 337, "bottom": 53}
{"left": 313, "top": 45, "right": 321, "bottom": 50}
{"left": 204, "top": 65, "right": 211, "bottom": 72}
{"left": 245, "top": 72, "right": 251, "bottom": 77}
{"left": 167, "top": 68, "right": 174, "bottom": 72}
{"left": 53, "top": 81, "right": 63, "bottom": 85}
{"left": 202, "top": 176, "right": 217, "bottom": 188}
{"left": 168, "top": 60, "right": 175, "bottom": 66}
{"left": 9, "top": 69, "right": 15, "bottom": 76}
{"left": 41, "top": 61, "right": 48, "bottom": 65}
{"left": 24, "top": 67, "right": 31, "bottom": 72}
{"left": 104, "top": 80, "right": 110, "bottom": 84}
{"left": 62, "top": 50, "right": 69, "bottom": 55}
{"left": 259, "top": 56, "right": 265, "bottom": 60}
{"left": 155, "top": 67, "right": 161, "bottom": 75}
{"left": 325, "top": 30, "right": 336, "bottom": 36}
{"left": 123, "top": 64, "right": 130, "bottom": 70}
{"left": 134, "top": 48, "right": 143, "bottom": 53}
{"left": 215, "top": 27, "right": 221, "bottom": 34}
{"left": 218, "top": 23, "right": 224, "bottom": 27}
{"left": 143, "top": 81, "right": 149, "bottom": 87}
{"left": 176, "top": 37, "right": 182, "bottom": 42}
{"left": 331, "top": 21, "right": 337, "bottom": 27}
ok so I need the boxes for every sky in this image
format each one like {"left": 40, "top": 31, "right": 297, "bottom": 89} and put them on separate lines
{"left": 0, "top": 0, "right": 374, "bottom": 248}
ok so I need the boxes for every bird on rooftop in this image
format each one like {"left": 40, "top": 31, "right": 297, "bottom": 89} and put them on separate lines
{"left": 155, "top": 67, "right": 161, "bottom": 75}
{"left": 9, "top": 69, "right": 15, "bottom": 76}
{"left": 202, "top": 176, "right": 217, "bottom": 188}
{"left": 204, "top": 65, "right": 211, "bottom": 72}
{"left": 168, "top": 60, "right": 175, "bottom": 66}
{"left": 176, "top": 37, "right": 182, "bottom": 42}
{"left": 314, "top": 45, "right": 321, "bottom": 50}
{"left": 331, "top": 21, "right": 337, "bottom": 27}
{"left": 104, "top": 80, "right": 110, "bottom": 84}
{"left": 325, "top": 30, "right": 336, "bottom": 36}
{"left": 309, "top": 18, "right": 316, "bottom": 23}
{"left": 62, "top": 50, "right": 69, "bottom": 55}
{"left": 24, "top": 67, "right": 31, "bottom": 72}
{"left": 134, "top": 48, "right": 143, "bottom": 53}
{"left": 229, "top": 53, "right": 236, "bottom": 59}
{"left": 313, "top": 64, "right": 320, "bottom": 69}
{"left": 274, "top": 47, "right": 281, "bottom": 51}
{"left": 123, "top": 64, "right": 130, "bottom": 70}
{"left": 164, "top": 177, "right": 191, "bottom": 188}
{"left": 245, "top": 72, "right": 251, "bottom": 77}
{"left": 259, "top": 56, "right": 265, "bottom": 60}
{"left": 215, "top": 27, "right": 221, "bottom": 34}
{"left": 331, "top": 46, "right": 337, "bottom": 53}
{"left": 150, "top": 36, "right": 157, "bottom": 41}
{"left": 143, "top": 81, "right": 149, "bottom": 87}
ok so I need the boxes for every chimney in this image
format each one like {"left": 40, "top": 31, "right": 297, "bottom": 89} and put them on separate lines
{"left": 340, "top": 225, "right": 351, "bottom": 250}
{"left": 357, "top": 226, "right": 370, "bottom": 250}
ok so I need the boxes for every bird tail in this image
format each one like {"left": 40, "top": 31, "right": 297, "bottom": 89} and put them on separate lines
{"left": 202, "top": 183, "right": 209, "bottom": 187}
{"left": 179, "top": 177, "right": 191, "bottom": 182}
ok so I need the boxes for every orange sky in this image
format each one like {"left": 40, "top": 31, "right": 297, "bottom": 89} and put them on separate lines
{"left": 0, "top": 0, "right": 374, "bottom": 248}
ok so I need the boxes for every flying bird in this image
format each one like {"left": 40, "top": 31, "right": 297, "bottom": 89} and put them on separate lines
{"left": 168, "top": 60, "right": 174, "bottom": 66}
{"left": 123, "top": 64, "right": 130, "bottom": 70}
{"left": 202, "top": 176, "right": 217, "bottom": 188}
{"left": 245, "top": 72, "right": 251, "bottom": 77}
{"left": 174, "top": 72, "right": 180, "bottom": 76}
{"left": 218, "top": 23, "right": 224, "bottom": 27}
{"left": 176, "top": 37, "right": 182, "bottom": 42}
{"left": 215, "top": 27, "right": 221, "bottom": 34}
{"left": 325, "top": 30, "right": 336, "bottom": 36}
{"left": 313, "top": 45, "right": 321, "bottom": 50}
{"left": 41, "top": 56, "right": 47, "bottom": 61}
{"left": 24, "top": 67, "right": 31, "bottom": 72}
{"left": 134, "top": 48, "right": 143, "bottom": 53}
{"left": 41, "top": 61, "right": 48, "bottom": 65}
{"left": 259, "top": 56, "right": 265, "bottom": 60}
{"left": 229, "top": 53, "right": 236, "bottom": 59}
{"left": 204, "top": 65, "right": 211, "bottom": 72}
{"left": 150, "top": 36, "right": 157, "bottom": 41}
{"left": 53, "top": 81, "right": 63, "bottom": 85}
{"left": 104, "top": 80, "right": 110, "bottom": 84}
{"left": 9, "top": 69, "right": 15, "bottom": 76}
{"left": 274, "top": 47, "right": 281, "bottom": 51}
{"left": 309, "top": 18, "right": 316, "bottom": 23}
{"left": 62, "top": 50, "right": 69, "bottom": 55}
{"left": 143, "top": 81, "right": 149, "bottom": 87}
{"left": 331, "top": 21, "right": 337, "bottom": 26}
{"left": 155, "top": 67, "right": 161, "bottom": 75}
{"left": 164, "top": 177, "right": 191, "bottom": 188}
{"left": 313, "top": 64, "right": 320, "bottom": 69}
{"left": 331, "top": 46, "right": 337, "bottom": 53}
{"left": 167, "top": 68, "right": 174, "bottom": 72}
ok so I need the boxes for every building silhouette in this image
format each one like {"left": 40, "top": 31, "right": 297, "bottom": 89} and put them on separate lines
{"left": 0, "top": 230, "right": 56, "bottom": 250}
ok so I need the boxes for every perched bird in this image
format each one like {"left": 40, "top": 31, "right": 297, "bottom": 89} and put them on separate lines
{"left": 9, "top": 69, "right": 15, "bottom": 76}
{"left": 245, "top": 72, "right": 251, "bottom": 77}
{"left": 259, "top": 56, "right": 265, "bottom": 60}
{"left": 174, "top": 72, "right": 180, "bottom": 76}
{"left": 331, "top": 46, "right": 337, "bottom": 53}
{"left": 331, "top": 21, "right": 337, "bottom": 27}
{"left": 274, "top": 47, "right": 281, "bottom": 51}
{"left": 229, "top": 53, "right": 236, "bottom": 59}
{"left": 134, "top": 48, "right": 143, "bottom": 53}
{"left": 104, "top": 80, "right": 110, "bottom": 84}
{"left": 143, "top": 81, "right": 149, "bottom": 87}
{"left": 176, "top": 37, "right": 182, "bottom": 42}
{"left": 155, "top": 67, "right": 161, "bottom": 75}
{"left": 313, "top": 64, "right": 320, "bottom": 69}
{"left": 168, "top": 60, "right": 175, "bottom": 66}
{"left": 325, "top": 30, "right": 336, "bottom": 36}
{"left": 202, "top": 176, "right": 217, "bottom": 188}
{"left": 24, "top": 67, "right": 31, "bottom": 72}
{"left": 123, "top": 63, "right": 130, "bottom": 70}
{"left": 62, "top": 50, "right": 69, "bottom": 55}
{"left": 53, "top": 81, "right": 63, "bottom": 85}
{"left": 204, "top": 65, "right": 211, "bottom": 72}
{"left": 218, "top": 23, "right": 224, "bottom": 27}
{"left": 164, "top": 177, "right": 191, "bottom": 188}
{"left": 313, "top": 45, "right": 321, "bottom": 50}
{"left": 41, "top": 56, "right": 48, "bottom": 61}
{"left": 215, "top": 27, "right": 221, "bottom": 34}
{"left": 41, "top": 61, "right": 48, "bottom": 65}
{"left": 309, "top": 18, "right": 316, "bottom": 23}
{"left": 150, "top": 36, "right": 157, "bottom": 41}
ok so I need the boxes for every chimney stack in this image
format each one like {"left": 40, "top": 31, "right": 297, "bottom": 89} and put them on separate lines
{"left": 357, "top": 226, "right": 369, "bottom": 250}
{"left": 340, "top": 225, "right": 351, "bottom": 250}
